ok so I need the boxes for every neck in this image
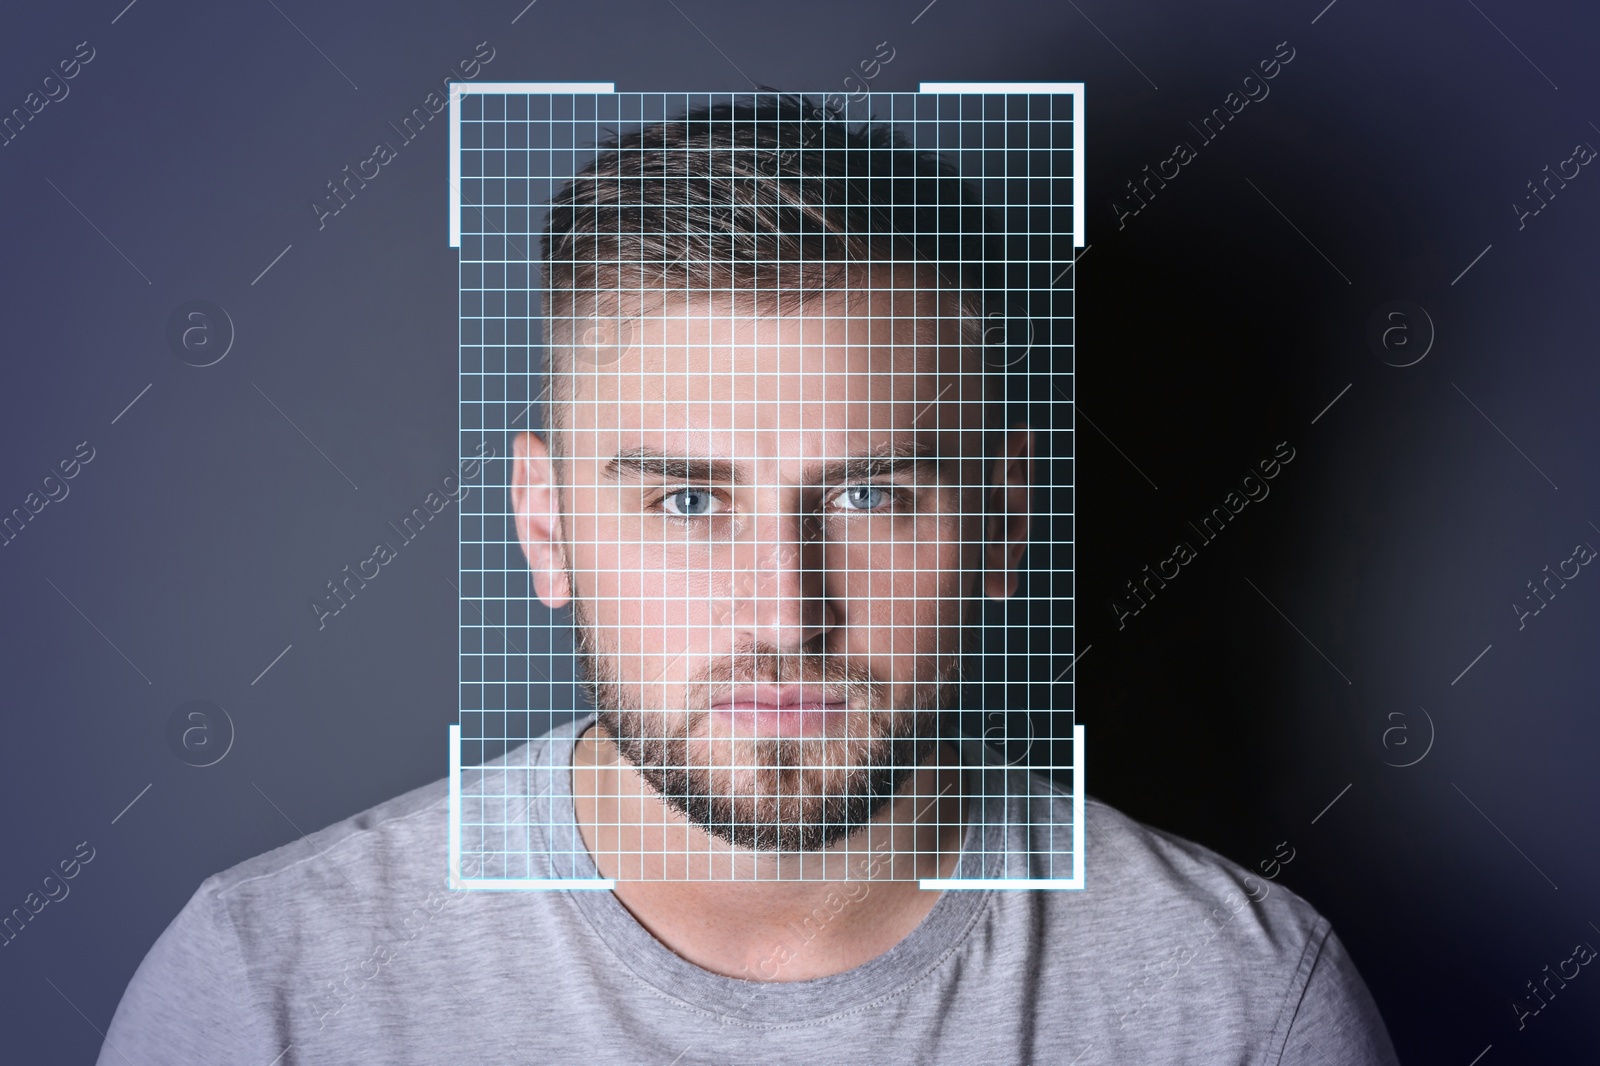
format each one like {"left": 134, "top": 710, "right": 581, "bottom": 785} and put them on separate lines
{"left": 570, "top": 721, "right": 967, "bottom": 981}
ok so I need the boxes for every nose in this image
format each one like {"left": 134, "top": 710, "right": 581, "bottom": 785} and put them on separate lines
{"left": 725, "top": 506, "right": 836, "bottom": 652}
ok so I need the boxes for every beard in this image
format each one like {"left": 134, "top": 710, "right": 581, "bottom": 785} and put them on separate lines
{"left": 572, "top": 599, "right": 966, "bottom": 853}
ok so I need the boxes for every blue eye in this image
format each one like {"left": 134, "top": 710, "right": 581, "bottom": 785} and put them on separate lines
{"left": 832, "top": 485, "right": 889, "bottom": 511}
{"left": 663, "top": 489, "right": 721, "bottom": 516}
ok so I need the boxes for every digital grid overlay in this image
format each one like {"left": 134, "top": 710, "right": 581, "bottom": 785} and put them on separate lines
{"left": 447, "top": 83, "right": 1083, "bottom": 890}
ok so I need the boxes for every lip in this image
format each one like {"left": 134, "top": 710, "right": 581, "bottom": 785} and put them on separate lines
{"left": 711, "top": 684, "right": 841, "bottom": 709}
{"left": 709, "top": 686, "right": 850, "bottom": 738}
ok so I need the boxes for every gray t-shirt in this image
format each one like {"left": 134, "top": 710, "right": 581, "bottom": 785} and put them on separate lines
{"left": 99, "top": 717, "right": 1400, "bottom": 1064}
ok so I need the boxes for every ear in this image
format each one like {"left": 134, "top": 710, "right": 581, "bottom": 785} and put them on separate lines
{"left": 511, "top": 431, "right": 571, "bottom": 608}
{"left": 982, "top": 423, "right": 1033, "bottom": 601}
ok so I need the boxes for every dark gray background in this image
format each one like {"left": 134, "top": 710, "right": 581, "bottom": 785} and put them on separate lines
{"left": 1, "top": 1, "right": 1596, "bottom": 1062}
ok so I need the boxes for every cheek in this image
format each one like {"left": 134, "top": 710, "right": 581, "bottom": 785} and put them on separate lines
{"left": 838, "top": 515, "right": 967, "bottom": 653}
{"left": 571, "top": 513, "right": 724, "bottom": 681}
{"left": 565, "top": 510, "right": 621, "bottom": 617}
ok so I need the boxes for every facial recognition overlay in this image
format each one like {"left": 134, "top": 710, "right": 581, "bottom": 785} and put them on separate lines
{"left": 448, "top": 83, "right": 1083, "bottom": 889}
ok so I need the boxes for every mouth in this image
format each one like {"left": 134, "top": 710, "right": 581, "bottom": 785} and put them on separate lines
{"left": 708, "top": 684, "right": 851, "bottom": 738}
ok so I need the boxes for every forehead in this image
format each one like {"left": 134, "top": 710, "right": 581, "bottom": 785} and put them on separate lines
{"left": 559, "top": 269, "right": 985, "bottom": 454}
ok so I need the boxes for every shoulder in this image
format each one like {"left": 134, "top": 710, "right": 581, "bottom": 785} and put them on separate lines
{"left": 967, "top": 761, "right": 1395, "bottom": 1060}
{"left": 219, "top": 772, "right": 450, "bottom": 888}
{"left": 989, "top": 746, "right": 1327, "bottom": 958}
{"left": 1081, "top": 793, "right": 1308, "bottom": 916}
{"left": 1073, "top": 792, "right": 1326, "bottom": 968}
{"left": 167, "top": 768, "right": 461, "bottom": 1027}
{"left": 102, "top": 734, "right": 571, "bottom": 1055}
{"left": 100, "top": 770, "right": 459, "bottom": 1063}
{"left": 963, "top": 740, "right": 1316, "bottom": 928}
{"left": 159, "top": 729, "right": 574, "bottom": 985}
{"left": 201, "top": 722, "right": 580, "bottom": 912}
{"left": 1056, "top": 804, "right": 1399, "bottom": 1066}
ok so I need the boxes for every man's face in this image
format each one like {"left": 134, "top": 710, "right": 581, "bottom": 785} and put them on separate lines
{"left": 513, "top": 268, "right": 1032, "bottom": 852}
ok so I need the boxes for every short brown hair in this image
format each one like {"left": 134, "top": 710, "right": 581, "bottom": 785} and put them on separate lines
{"left": 537, "top": 93, "right": 1004, "bottom": 434}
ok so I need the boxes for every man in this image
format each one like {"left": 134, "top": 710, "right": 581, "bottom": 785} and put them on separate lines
{"left": 100, "top": 96, "right": 1399, "bottom": 1064}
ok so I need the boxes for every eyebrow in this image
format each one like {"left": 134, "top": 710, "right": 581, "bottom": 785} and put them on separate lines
{"left": 602, "top": 440, "right": 961, "bottom": 487}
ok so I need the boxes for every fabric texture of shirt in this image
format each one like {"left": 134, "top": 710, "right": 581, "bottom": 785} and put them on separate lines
{"left": 99, "top": 716, "right": 1401, "bottom": 1065}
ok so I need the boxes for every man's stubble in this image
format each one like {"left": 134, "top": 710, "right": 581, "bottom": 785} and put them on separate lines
{"left": 567, "top": 568, "right": 973, "bottom": 853}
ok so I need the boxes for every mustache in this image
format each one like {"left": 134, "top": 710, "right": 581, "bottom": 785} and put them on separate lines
{"left": 684, "top": 648, "right": 884, "bottom": 707}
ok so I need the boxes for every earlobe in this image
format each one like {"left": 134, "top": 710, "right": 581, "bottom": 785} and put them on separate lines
{"left": 982, "top": 425, "right": 1034, "bottom": 601}
{"left": 510, "top": 432, "right": 572, "bottom": 608}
